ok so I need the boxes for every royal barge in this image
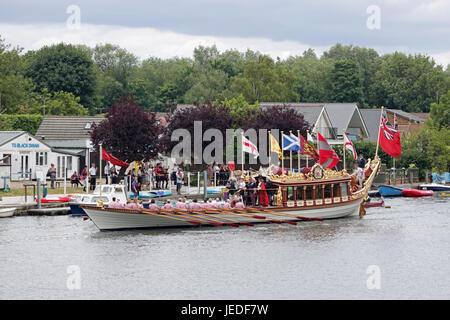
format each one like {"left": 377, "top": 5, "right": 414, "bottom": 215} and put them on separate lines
{"left": 82, "top": 158, "right": 381, "bottom": 231}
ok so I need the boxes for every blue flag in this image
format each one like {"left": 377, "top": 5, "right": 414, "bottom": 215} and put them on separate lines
{"left": 282, "top": 134, "right": 302, "bottom": 151}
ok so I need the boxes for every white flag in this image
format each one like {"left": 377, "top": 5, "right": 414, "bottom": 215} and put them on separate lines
{"left": 242, "top": 135, "right": 259, "bottom": 159}
{"left": 343, "top": 132, "right": 357, "bottom": 160}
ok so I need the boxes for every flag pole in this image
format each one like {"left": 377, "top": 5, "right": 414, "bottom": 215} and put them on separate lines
{"left": 343, "top": 129, "right": 346, "bottom": 172}
{"left": 98, "top": 143, "right": 103, "bottom": 206}
{"left": 297, "top": 130, "right": 300, "bottom": 173}
{"left": 375, "top": 106, "right": 384, "bottom": 159}
{"left": 281, "top": 130, "right": 284, "bottom": 175}
{"left": 289, "top": 130, "right": 293, "bottom": 175}
{"left": 241, "top": 133, "right": 244, "bottom": 172}
{"left": 306, "top": 130, "right": 309, "bottom": 168}
{"left": 268, "top": 130, "right": 272, "bottom": 167}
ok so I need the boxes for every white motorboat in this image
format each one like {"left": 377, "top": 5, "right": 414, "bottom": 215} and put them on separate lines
{"left": 0, "top": 207, "right": 16, "bottom": 218}
{"left": 69, "top": 184, "right": 128, "bottom": 216}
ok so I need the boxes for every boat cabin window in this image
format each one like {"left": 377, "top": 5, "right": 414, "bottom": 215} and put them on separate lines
{"left": 91, "top": 196, "right": 108, "bottom": 203}
{"left": 101, "top": 186, "right": 112, "bottom": 193}
{"left": 296, "top": 187, "right": 303, "bottom": 201}
{"left": 324, "top": 184, "right": 332, "bottom": 198}
{"left": 315, "top": 185, "right": 321, "bottom": 200}
{"left": 340, "top": 182, "right": 348, "bottom": 197}
{"left": 287, "top": 187, "right": 294, "bottom": 201}
{"left": 114, "top": 187, "right": 123, "bottom": 193}
{"left": 305, "top": 186, "right": 313, "bottom": 200}
{"left": 333, "top": 183, "right": 340, "bottom": 197}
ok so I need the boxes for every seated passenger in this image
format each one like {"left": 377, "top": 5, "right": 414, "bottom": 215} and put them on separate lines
{"left": 162, "top": 200, "right": 174, "bottom": 210}
{"left": 189, "top": 199, "right": 203, "bottom": 211}
{"left": 223, "top": 199, "right": 231, "bottom": 209}
{"left": 148, "top": 199, "right": 159, "bottom": 211}
{"left": 108, "top": 197, "right": 117, "bottom": 208}
{"left": 235, "top": 201, "right": 245, "bottom": 209}
{"left": 176, "top": 198, "right": 188, "bottom": 210}
{"left": 213, "top": 198, "right": 222, "bottom": 208}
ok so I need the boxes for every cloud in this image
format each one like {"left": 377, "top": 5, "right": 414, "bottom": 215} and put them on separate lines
{"left": 0, "top": 22, "right": 449, "bottom": 68}
{"left": 0, "top": 23, "right": 329, "bottom": 60}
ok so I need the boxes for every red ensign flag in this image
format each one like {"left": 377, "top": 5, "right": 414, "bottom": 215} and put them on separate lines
{"left": 379, "top": 111, "right": 402, "bottom": 158}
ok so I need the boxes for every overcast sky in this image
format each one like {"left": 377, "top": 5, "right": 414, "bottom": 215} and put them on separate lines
{"left": 1, "top": 0, "right": 449, "bottom": 67}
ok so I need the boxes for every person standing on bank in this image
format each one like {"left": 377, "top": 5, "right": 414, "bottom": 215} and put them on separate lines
{"left": 47, "top": 163, "right": 57, "bottom": 189}
{"left": 89, "top": 163, "right": 97, "bottom": 191}
{"left": 176, "top": 167, "right": 184, "bottom": 195}
{"left": 104, "top": 162, "right": 111, "bottom": 184}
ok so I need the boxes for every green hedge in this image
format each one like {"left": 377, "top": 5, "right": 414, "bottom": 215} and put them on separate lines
{"left": 0, "top": 114, "right": 43, "bottom": 135}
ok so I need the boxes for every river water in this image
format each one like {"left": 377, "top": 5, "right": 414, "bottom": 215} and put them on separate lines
{"left": 0, "top": 196, "right": 449, "bottom": 300}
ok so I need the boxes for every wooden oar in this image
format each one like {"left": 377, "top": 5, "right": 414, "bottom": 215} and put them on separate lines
{"left": 217, "top": 208, "right": 294, "bottom": 225}
{"left": 189, "top": 210, "right": 251, "bottom": 227}
{"left": 160, "top": 209, "right": 223, "bottom": 227}
{"left": 142, "top": 209, "right": 201, "bottom": 226}
{"left": 171, "top": 209, "right": 230, "bottom": 227}
{"left": 246, "top": 207, "right": 323, "bottom": 222}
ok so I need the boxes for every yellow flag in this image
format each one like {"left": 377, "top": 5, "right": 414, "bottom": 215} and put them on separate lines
{"left": 269, "top": 133, "right": 282, "bottom": 159}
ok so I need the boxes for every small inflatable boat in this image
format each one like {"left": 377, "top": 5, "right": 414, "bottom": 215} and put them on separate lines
{"left": 401, "top": 188, "right": 434, "bottom": 197}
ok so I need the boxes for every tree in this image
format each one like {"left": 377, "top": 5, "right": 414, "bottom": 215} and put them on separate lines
{"left": 250, "top": 106, "right": 311, "bottom": 137}
{"left": 330, "top": 60, "right": 363, "bottom": 103}
{"left": 161, "top": 103, "right": 235, "bottom": 164}
{"left": 0, "top": 36, "right": 35, "bottom": 114}
{"left": 227, "top": 55, "right": 299, "bottom": 103}
{"left": 370, "top": 53, "right": 448, "bottom": 112}
{"left": 90, "top": 95, "right": 162, "bottom": 161}
{"left": 30, "top": 90, "right": 88, "bottom": 116}
{"left": 23, "top": 43, "right": 99, "bottom": 113}
{"left": 427, "top": 89, "right": 450, "bottom": 130}
{"left": 92, "top": 44, "right": 139, "bottom": 109}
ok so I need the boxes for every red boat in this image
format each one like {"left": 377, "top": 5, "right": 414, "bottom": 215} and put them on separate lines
{"left": 36, "top": 195, "right": 75, "bottom": 203}
{"left": 364, "top": 200, "right": 384, "bottom": 208}
{"left": 402, "top": 188, "right": 434, "bottom": 197}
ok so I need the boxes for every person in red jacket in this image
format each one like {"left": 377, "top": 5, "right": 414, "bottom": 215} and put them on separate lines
{"left": 257, "top": 177, "right": 269, "bottom": 206}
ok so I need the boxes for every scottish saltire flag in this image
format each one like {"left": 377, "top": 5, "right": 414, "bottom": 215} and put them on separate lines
{"left": 282, "top": 133, "right": 301, "bottom": 152}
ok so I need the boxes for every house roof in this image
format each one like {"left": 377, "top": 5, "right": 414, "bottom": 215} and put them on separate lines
{"left": 359, "top": 109, "right": 382, "bottom": 142}
{"left": 36, "top": 116, "right": 105, "bottom": 141}
{"left": 258, "top": 103, "right": 326, "bottom": 128}
{"left": 0, "top": 131, "right": 26, "bottom": 147}
{"left": 387, "top": 109, "right": 425, "bottom": 123}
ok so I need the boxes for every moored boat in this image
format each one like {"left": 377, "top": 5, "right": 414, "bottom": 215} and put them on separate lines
{"left": 0, "top": 207, "right": 16, "bottom": 218}
{"left": 402, "top": 188, "right": 434, "bottom": 197}
{"left": 83, "top": 158, "right": 381, "bottom": 231}
{"left": 69, "top": 184, "right": 128, "bottom": 216}
{"left": 378, "top": 185, "right": 403, "bottom": 197}
{"left": 419, "top": 183, "right": 450, "bottom": 192}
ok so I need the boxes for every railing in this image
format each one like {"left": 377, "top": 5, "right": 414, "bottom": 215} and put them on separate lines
{"left": 385, "top": 167, "right": 418, "bottom": 185}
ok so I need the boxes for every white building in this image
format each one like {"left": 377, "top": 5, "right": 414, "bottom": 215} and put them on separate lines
{"left": 0, "top": 131, "right": 79, "bottom": 182}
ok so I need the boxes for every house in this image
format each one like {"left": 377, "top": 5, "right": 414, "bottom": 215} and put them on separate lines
{"left": 259, "top": 102, "right": 369, "bottom": 144}
{"left": 359, "top": 109, "right": 428, "bottom": 142}
{"left": 35, "top": 116, "right": 105, "bottom": 169}
{"left": 0, "top": 131, "right": 79, "bottom": 182}
{"left": 258, "top": 103, "right": 336, "bottom": 140}
{"left": 35, "top": 114, "right": 169, "bottom": 168}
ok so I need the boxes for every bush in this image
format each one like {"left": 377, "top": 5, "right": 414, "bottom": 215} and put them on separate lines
{"left": 0, "top": 114, "right": 43, "bottom": 134}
